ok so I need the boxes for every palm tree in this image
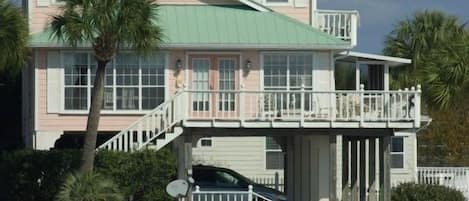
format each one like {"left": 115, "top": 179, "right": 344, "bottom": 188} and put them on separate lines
{"left": 50, "top": 0, "right": 163, "bottom": 172}
{"left": 420, "top": 36, "right": 469, "bottom": 110}
{"left": 383, "top": 10, "right": 466, "bottom": 90}
{"left": 0, "top": 0, "right": 28, "bottom": 72}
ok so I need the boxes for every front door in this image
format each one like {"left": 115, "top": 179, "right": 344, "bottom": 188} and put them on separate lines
{"left": 189, "top": 55, "right": 239, "bottom": 119}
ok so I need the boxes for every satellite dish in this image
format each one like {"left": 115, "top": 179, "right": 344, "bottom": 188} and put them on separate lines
{"left": 166, "top": 179, "right": 190, "bottom": 198}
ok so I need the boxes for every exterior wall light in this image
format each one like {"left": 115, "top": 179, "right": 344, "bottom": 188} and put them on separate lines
{"left": 244, "top": 60, "right": 252, "bottom": 72}
{"left": 175, "top": 59, "right": 183, "bottom": 72}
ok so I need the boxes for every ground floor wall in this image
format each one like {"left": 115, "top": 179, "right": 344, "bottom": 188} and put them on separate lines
{"left": 192, "top": 131, "right": 418, "bottom": 189}
{"left": 391, "top": 130, "right": 418, "bottom": 186}
{"left": 192, "top": 136, "right": 284, "bottom": 179}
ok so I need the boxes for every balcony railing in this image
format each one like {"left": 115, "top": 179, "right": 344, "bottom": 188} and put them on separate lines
{"left": 182, "top": 85, "right": 421, "bottom": 128}
{"left": 313, "top": 9, "right": 359, "bottom": 46}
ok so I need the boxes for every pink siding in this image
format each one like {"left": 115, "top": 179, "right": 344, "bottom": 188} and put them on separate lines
{"left": 30, "top": 1, "right": 60, "bottom": 33}
{"left": 271, "top": 6, "right": 310, "bottom": 24}
{"left": 242, "top": 51, "right": 260, "bottom": 91}
{"left": 29, "top": 0, "right": 310, "bottom": 33}
{"left": 35, "top": 49, "right": 262, "bottom": 132}
{"left": 158, "top": 0, "right": 239, "bottom": 4}
{"left": 29, "top": 0, "right": 240, "bottom": 33}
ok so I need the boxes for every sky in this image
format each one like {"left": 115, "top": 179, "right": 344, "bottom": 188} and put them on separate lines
{"left": 318, "top": 0, "right": 469, "bottom": 54}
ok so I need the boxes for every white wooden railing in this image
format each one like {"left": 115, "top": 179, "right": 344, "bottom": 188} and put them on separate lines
{"left": 97, "top": 90, "right": 188, "bottom": 151}
{"left": 418, "top": 167, "right": 469, "bottom": 199}
{"left": 190, "top": 185, "right": 273, "bottom": 201}
{"left": 251, "top": 173, "right": 285, "bottom": 192}
{"left": 313, "top": 9, "right": 359, "bottom": 46}
{"left": 99, "top": 86, "right": 421, "bottom": 152}
{"left": 186, "top": 85, "right": 421, "bottom": 126}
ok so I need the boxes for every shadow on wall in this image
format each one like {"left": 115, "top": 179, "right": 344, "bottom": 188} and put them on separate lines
{"left": 53, "top": 131, "right": 117, "bottom": 149}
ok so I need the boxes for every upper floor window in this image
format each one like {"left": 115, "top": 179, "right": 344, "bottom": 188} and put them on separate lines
{"left": 263, "top": 53, "right": 313, "bottom": 90}
{"left": 391, "top": 137, "right": 404, "bottom": 169}
{"left": 63, "top": 52, "right": 166, "bottom": 111}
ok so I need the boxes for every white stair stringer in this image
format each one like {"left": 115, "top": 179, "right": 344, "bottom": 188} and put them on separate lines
{"left": 97, "top": 91, "right": 187, "bottom": 152}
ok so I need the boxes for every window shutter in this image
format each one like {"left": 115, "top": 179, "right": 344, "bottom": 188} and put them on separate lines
{"left": 47, "top": 51, "right": 61, "bottom": 113}
{"left": 37, "top": 0, "right": 50, "bottom": 7}
{"left": 294, "top": 0, "right": 307, "bottom": 8}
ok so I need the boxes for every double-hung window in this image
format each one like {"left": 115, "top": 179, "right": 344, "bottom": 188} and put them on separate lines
{"left": 263, "top": 53, "right": 313, "bottom": 111}
{"left": 391, "top": 137, "right": 404, "bottom": 169}
{"left": 63, "top": 52, "right": 166, "bottom": 111}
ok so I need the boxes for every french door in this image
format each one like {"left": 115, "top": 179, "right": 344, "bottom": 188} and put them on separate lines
{"left": 189, "top": 55, "right": 239, "bottom": 119}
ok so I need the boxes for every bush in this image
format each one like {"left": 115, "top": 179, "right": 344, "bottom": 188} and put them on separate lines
{"left": 96, "top": 149, "right": 176, "bottom": 201}
{"left": 56, "top": 172, "right": 124, "bottom": 201}
{"left": 392, "top": 183, "right": 465, "bottom": 201}
{"left": 0, "top": 149, "right": 176, "bottom": 201}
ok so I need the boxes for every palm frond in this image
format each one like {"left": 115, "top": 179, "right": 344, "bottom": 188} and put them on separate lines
{"left": 0, "top": 0, "right": 28, "bottom": 72}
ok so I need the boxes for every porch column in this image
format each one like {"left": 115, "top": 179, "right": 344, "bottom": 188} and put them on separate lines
{"left": 381, "top": 136, "right": 392, "bottom": 201}
{"left": 175, "top": 130, "right": 193, "bottom": 179}
{"left": 330, "top": 134, "right": 343, "bottom": 201}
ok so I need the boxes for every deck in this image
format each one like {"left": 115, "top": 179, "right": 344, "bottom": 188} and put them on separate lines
{"left": 182, "top": 86, "right": 421, "bottom": 129}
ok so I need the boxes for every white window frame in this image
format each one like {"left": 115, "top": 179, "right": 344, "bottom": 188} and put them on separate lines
{"left": 263, "top": 0, "right": 292, "bottom": 7}
{"left": 391, "top": 136, "right": 405, "bottom": 169}
{"left": 59, "top": 51, "right": 169, "bottom": 114}
{"left": 197, "top": 137, "right": 213, "bottom": 148}
{"left": 265, "top": 137, "right": 284, "bottom": 170}
{"left": 261, "top": 52, "right": 314, "bottom": 91}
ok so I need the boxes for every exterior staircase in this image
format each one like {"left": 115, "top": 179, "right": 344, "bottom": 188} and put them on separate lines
{"left": 98, "top": 91, "right": 187, "bottom": 152}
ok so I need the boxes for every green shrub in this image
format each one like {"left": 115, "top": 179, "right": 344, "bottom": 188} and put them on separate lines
{"left": 392, "top": 183, "right": 465, "bottom": 201}
{"left": 56, "top": 172, "right": 124, "bottom": 201}
{"left": 0, "top": 149, "right": 176, "bottom": 201}
{"left": 96, "top": 149, "right": 176, "bottom": 201}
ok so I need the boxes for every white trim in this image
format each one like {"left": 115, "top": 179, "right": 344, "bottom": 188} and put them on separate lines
{"left": 391, "top": 136, "right": 405, "bottom": 169}
{"left": 338, "top": 51, "right": 412, "bottom": 66}
{"left": 31, "top": 43, "right": 353, "bottom": 50}
{"left": 260, "top": 51, "right": 315, "bottom": 91}
{"left": 34, "top": 50, "right": 39, "bottom": 131}
{"left": 263, "top": 0, "right": 292, "bottom": 7}
{"left": 237, "top": 0, "right": 270, "bottom": 11}
{"left": 264, "top": 137, "right": 284, "bottom": 171}
{"left": 59, "top": 50, "right": 169, "bottom": 113}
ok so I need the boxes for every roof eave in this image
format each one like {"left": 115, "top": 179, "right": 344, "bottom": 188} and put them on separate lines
{"left": 30, "top": 43, "right": 353, "bottom": 50}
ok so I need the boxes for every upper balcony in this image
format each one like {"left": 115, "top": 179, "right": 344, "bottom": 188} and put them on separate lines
{"left": 179, "top": 86, "right": 421, "bottom": 129}
{"left": 312, "top": 9, "right": 359, "bottom": 47}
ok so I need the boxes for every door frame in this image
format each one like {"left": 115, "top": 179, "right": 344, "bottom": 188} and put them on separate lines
{"left": 186, "top": 52, "right": 242, "bottom": 119}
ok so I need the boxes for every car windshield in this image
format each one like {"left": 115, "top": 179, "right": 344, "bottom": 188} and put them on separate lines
{"left": 193, "top": 167, "right": 256, "bottom": 188}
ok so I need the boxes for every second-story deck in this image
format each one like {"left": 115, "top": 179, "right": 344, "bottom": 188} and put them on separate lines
{"left": 313, "top": 9, "right": 359, "bottom": 47}
{"left": 179, "top": 86, "right": 421, "bottom": 129}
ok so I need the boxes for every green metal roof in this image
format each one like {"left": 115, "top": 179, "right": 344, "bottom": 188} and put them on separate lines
{"left": 30, "top": 5, "right": 350, "bottom": 49}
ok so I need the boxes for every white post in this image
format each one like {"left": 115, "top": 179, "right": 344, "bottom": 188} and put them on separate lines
{"left": 359, "top": 84, "right": 365, "bottom": 126}
{"left": 375, "top": 137, "right": 380, "bottom": 201}
{"left": 240, "top": 84, "right": 245, "bottom": 126}
{"left": 350, "top": 13, "right": 358, "bottom": 47}
{"left": 300, "top": 84, "right": 305, "bottom": 127}
{"left": 415, "top": 85, "right": 421, "bottom": 127}
{"left": 365, "top": 138, "right": 369, "bottom": 199}
{"left": 184, "top": 85, "right": 189, "bottom": 120}
{"left": 248, "top": 185, "right": 254, "bottom": 201}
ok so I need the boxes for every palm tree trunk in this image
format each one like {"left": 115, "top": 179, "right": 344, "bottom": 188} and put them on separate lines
{"left": 80, "top": 60, "right": 107, "bottom": 172}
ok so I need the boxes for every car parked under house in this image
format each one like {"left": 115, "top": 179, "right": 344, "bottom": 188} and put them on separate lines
{"left": 22, "top": 0, "right": 425, "bottom": 200}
